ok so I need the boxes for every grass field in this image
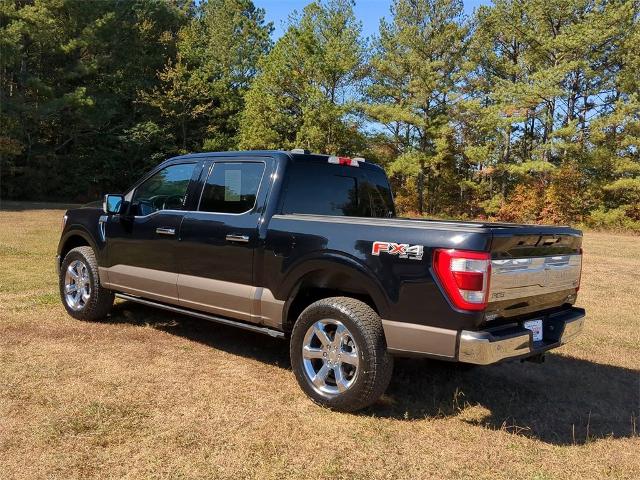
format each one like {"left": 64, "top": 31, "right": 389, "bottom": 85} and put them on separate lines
{"left": 1, "top": 205, "right": 639, "bottom": 479}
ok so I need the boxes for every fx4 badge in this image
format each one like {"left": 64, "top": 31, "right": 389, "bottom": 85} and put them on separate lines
{"left": 372, "top": 241, "right": 424, "bottom": 260}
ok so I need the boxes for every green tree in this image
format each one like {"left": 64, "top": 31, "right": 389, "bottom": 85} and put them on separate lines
{"left": 1, "top": 0, "right": 187, "bottom": 199}
{"left": 239, "top": 0, "right": 366, "bottom": 154}
{"left": 144, "top": 0, "right": 272, "bottom": 153}
{"left": 363, "top": 0, "right": 468, "bottom": 214}
{"left": 468, "top": 0, "right": 637, "bottom": 223}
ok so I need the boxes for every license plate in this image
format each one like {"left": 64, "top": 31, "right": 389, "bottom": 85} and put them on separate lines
{"left": 524, "top": 319, "right": 543, "bottom": 342}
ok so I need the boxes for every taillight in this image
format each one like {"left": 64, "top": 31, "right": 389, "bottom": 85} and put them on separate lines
{"left": 576, "top": 247, "right": 583, "bottom": 292}
{"left": 433, "top": 249, "right": 491, "bottom": 311}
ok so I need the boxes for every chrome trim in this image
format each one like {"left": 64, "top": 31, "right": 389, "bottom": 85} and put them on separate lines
{"left": 458, "top": 331, "right": 531, "bottom": 365}
{"left": 560, "top": 316, "right": 585, "bottom": 344}
{"left": 489, "top": 254, "right": 581, "bottom": 303}
{"left": 301, "top": 319, "right": 359, "bottom": 395}
{"left": 98, "top": 215, "right": 108, "bottom": 242}
{"left": 115, "top": 293, "right": 284, "bottom": 338}
{"left": 133, "top": 209, "right": 184, "bottom": 220}
{"left": 155, "top": 227, "right": 176, "bottom": 236}
{"left": 225, "top": 234, "right": 249, "bottom": 243}
{"left": 64, "top": 260, "right": 91, "bottom": 311}
{"left": 458, "top": 312, "right": 585, "bottom": 365}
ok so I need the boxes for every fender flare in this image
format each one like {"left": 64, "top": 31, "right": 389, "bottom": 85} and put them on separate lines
{"left": 57, "top": 226, "right": 98, "bottom": 259}
{"left": 278, "top": 251, "right": 391, "bottom": 322}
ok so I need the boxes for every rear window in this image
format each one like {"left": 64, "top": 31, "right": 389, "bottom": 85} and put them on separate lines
{"left": 281, "top": 162, "right": 394, "bottom": 217}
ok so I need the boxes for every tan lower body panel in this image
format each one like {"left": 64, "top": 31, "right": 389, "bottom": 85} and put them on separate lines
{"left": 99, "top": 265, "right": 179, "bottom": 304}
{"left": 99, "top": 265, "right": 284, "bottom": 329}
{"left": 177, "top": 274, "right": 255, "bottom": 322}
{"left": 251, "top": 287, "right": 285, "bottom": 329}
{"left": 382, "top": 319, "right": 457, "bottom": 359}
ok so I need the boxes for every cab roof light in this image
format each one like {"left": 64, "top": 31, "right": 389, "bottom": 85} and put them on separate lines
{"left": 328, "top": 156, "right": 360, "bottom": 167}
{"left": 291, "top": 148, "right": 310, "bottom": 154}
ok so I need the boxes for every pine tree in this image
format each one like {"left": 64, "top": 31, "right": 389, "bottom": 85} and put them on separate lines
{"left": 239, "top": 0, "right": 366, "bottom": 154}
{"left": 363, "top": 0, "right": 468, "bottom": 214}
{"left": 144, "top": 0, "right": 272, "bottom": 153}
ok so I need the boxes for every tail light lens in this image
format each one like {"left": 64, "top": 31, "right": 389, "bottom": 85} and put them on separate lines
{"left": 576, "top": 247, "right": 583, "bottom": 292}
{"left": 433, "top": 249, "right": 491, "bottom": 311}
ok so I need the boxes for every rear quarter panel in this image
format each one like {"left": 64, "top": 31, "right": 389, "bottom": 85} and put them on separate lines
{"left": 261, "top": 215, "right": 492, "bottom": 330}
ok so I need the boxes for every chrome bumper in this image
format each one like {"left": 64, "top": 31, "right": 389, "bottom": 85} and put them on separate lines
{"left": 458, "top": 308, "right": 585, "bottom": 365}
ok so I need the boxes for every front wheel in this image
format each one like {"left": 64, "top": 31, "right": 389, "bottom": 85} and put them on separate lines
{"left": 59, "top": 246, "right": 114, "bottom": 321}
{"left": 290, "top": 297, "right": 393, "bottom": 412}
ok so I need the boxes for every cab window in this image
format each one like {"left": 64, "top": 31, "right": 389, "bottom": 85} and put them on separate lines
{"left": 131, "top": 163, "right": 196, "bottom": 216}
{"left": 198, "top": 162, "right": 265, "bottom": 214}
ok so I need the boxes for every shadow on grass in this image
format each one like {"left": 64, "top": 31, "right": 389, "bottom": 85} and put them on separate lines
{"left": 109, "top": 301, "right": 291, "bottom": 369}
{"left": 375, "top": 356, "right": 639, "bottom": 445}
{"left": 109, "top": 301, "right": 639, "bottom": 446}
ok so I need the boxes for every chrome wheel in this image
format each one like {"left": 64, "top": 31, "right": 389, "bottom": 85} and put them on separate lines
{"left": 64, "top": 260, "right": 91, "bottom": 311}
{"left": 301, "top": 319, "right": 360, "bottom": 396}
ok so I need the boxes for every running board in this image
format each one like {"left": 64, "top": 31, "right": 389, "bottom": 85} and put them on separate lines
{"left": 114, "top": 293, "right": 285, "bottom": 339}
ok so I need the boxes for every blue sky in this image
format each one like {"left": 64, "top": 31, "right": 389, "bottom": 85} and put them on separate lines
{"left": 253, "top": 1, "right": 489, "bottom": 39}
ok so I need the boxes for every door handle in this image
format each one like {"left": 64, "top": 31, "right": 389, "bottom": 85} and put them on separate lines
{"left": 156, "top": 227, "right": 176, "bottom": 236}
{"left": 226, "top": 234, "right": 250, "bottom": 243}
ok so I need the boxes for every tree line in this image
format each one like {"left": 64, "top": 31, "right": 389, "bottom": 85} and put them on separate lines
{"left": 1, "top": 0, "right": 638, "bottom": 230}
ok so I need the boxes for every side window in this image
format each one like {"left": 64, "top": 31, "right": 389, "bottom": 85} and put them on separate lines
{"left": 199, "top": 162, "right": 265, "bottom": 214}
{"left": 132, "top": 163, "right": 196, "bottom": 216}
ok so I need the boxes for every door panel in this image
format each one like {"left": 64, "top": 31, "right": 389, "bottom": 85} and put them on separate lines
{"left": 102, "top": 162, "right": 200, "bottom": 303}
{"left": 177, "top": 159, "right": 272, "bottom": 321}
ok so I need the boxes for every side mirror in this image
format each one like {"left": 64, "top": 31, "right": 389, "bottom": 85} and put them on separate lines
{"left": 103, "top": 194, "right": 124, "bottom": 215}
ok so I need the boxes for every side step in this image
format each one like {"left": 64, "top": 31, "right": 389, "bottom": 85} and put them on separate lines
{"left": 114, "top": 293, "right": 285, "bottom": 339}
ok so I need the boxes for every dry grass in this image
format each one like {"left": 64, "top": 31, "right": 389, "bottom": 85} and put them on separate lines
{"left": 0, "top": 205, "right": 639, "bottom": 479}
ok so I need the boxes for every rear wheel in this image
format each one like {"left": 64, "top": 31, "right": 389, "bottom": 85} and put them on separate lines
{"left": 59, "top": 246, "right": 114, "bottom": 321}
{"left": 290, "top": 297, "right": 393, "bottom": 412}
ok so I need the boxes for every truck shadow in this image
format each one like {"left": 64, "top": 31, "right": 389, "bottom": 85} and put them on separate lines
{"left": 376, "top": 356, "right": 639, "bottom": 445}
{"left": 109, "top": 301, "right": 292, "bottom": 369}
{"left": 109, "top": 301, "right": 638, "bottom": 446}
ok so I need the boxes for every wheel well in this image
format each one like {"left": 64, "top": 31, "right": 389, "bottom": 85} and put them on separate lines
{"left": 60, "top": 235, "right": 91, "bottom": 262}
{"left": 284, "top": 271, "right": 380, "bottom": 333}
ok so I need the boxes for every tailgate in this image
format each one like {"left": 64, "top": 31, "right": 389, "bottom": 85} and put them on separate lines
{"left": 486, "top": 228, "right": 582, "bottom": 319}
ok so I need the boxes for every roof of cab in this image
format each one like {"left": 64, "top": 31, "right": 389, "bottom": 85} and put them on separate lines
{"left": 165, "top": 150, "right": 384, "bottom": 171}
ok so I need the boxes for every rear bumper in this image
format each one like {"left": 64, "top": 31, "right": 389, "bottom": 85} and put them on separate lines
{"left": 458, "top": 307, "right": 585, "bottom": 365}
{"left": 383, "top": 307, "right": 585, "bottom": 364}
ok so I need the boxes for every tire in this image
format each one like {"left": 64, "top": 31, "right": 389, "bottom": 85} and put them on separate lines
{"left": 290, "top": 297, "right": 394, "bottom": 412}
{"left": 59, "top": 246, "right": 114, "bottom": 321}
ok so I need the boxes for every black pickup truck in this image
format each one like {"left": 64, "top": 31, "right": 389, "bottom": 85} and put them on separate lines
{"left": 57, "top": 150, "right": 585, "bottom": 411}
